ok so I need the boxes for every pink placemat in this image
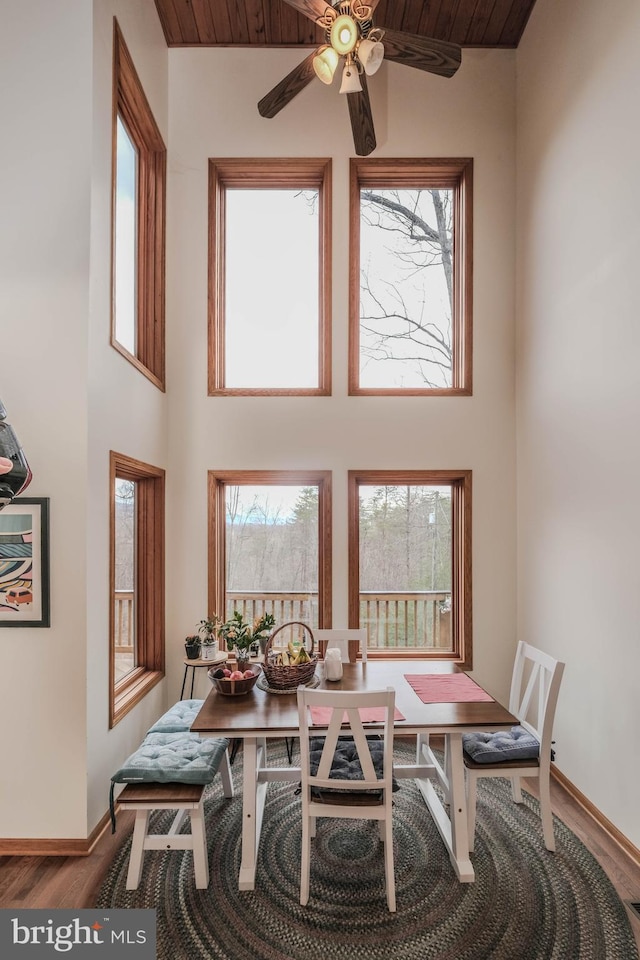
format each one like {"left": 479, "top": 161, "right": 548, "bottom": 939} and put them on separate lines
{"left": 310, "top": 706, "right": 405, "bottom": 726}
{"left": 404, "top": 673, "right": 494, "bottom": 704}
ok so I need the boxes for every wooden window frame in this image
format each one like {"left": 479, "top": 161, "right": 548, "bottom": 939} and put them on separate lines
{"left": 207, "top": 470, "right": 332, "bottom": 641}
{"left": 208, "top": 158, "right": 332, "bottom": 396}
{"left": 110, "top": 451, "right": 165, "bottom": 728}
{"left": 348, "top": 469, "right": 472, "bottom": 668}
{"left": 111, "top": 19, "right": 166, "bottom": 390}
{"left": 349, "top": 158, "right": 473, "bottom": 396}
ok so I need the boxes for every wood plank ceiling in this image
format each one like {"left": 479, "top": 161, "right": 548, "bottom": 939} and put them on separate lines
{"left": 153, "top": 1, "right": 538, "bottom": 49}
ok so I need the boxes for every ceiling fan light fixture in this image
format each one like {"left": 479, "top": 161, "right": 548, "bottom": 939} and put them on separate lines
{"left": 313, "top": 44, "right": 339, "bottom": 85}
{"left": 358, "top": 38, "right": 384, "bottom": 76}
{"left": 331, "top": 14, "right": 358, "bottom": 56}
{"left": 339, "top": 58, "right": 362, "bottom": 94}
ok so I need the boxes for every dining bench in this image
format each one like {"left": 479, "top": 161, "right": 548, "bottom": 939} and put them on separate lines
{"left": 109, "top": 700, "right": 233, "bottom": 889}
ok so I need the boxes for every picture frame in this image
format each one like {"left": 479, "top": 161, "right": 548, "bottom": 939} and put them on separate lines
{"left": 0, "top": 497, "right": 50, "bottom": 627}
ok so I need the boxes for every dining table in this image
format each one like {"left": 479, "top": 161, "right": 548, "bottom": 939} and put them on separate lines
{"left": 191, "top": 659, "right": 517, "bottom": 891}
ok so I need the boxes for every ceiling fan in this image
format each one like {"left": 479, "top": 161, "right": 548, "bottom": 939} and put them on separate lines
{"left": 258, "top": 0, "right": 462, "bottom": 157}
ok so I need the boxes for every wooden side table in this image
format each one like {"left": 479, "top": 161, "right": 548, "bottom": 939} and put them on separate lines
{"left": 180, "top": 652, "right": 227, "bottom": 700}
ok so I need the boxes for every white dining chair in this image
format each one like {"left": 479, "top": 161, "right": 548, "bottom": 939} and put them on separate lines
{"left": 463, "top": 641, "right": 565, "bottom": 852}
{"left": 296, "top": 685, "right": 396, "bottom": 911}
{"left": 315, "top": 628, "right": 368, "bottom": 662}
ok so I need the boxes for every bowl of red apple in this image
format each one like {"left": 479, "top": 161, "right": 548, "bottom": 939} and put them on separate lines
{"left": 208, "top": 662, "right": 261, "bottom": 696}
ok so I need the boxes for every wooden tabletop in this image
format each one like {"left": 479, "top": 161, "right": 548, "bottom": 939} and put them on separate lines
{"left": 191, "top": 660, "right": 516, "bottom": 737}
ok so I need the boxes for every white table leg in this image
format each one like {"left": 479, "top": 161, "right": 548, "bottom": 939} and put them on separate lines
{"left": 414, "top": 732, "right": 475, "bottom": 883}
{"left": 444, "top": 733, "right": 474, "bottom": 882}
{"left": 238, "top": 736, "right": 268, "bottom": 891}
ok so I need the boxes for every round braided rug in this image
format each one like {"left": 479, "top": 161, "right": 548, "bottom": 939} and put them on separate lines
{"left": 97, "top": 741, "right": 638, "bottom": 960}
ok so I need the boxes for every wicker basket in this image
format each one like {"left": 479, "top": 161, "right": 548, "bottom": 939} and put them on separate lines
{"left": 261, "top": 622, "right": 316, "bottom": 691}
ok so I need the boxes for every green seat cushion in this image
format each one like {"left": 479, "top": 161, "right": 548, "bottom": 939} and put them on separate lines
{"left": 146, "top": 700, "right": 204, "bottom": 735}
{"left": 111, "top": 732, "right": 229, "bottom": 785}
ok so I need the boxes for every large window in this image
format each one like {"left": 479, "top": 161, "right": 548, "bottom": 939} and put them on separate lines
{"left": 349, "top": 158, "right": 473, "bottom": 395}
{"left": 348, "top": 470, "right": 472, "bottom": 666}
{"left": 110, "top": 452, "right": 165, "bottom": 727}
{"left": 112, "top": 19, "right": 166, "bottom": 389}
{"left": 208, "top": 471, "right": 332, "bottom": 644}
{"left": 208, "top": 159, "right": 332, "bottom": 395}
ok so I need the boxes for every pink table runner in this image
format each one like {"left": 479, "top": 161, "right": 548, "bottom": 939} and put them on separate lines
{"left": 310, "top": 706, "right": 405, "bottom": 726}
{"left": 404, "top": 673, "right": 494, "bottom": 704}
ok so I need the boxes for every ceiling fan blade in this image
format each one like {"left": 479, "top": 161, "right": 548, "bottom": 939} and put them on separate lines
{"left": 347, "top": 74, "right": 376, "bottom": 157}
{"left": 381, "top": 28, "right": 462, "bottom": 79}
{"left": 258, "top": 52, "right": 317, "bottom": 119}
{"left": 280, "top": 0, "right": 328, "bottom": 21}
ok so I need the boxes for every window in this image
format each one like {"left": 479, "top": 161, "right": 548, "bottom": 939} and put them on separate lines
{"left": 112, "top": 19, "right": 166, "bottom": 389}
{"left": 110, "top": 451, "right": 165, "bottom": 727}
{"left": 208, "top": 471, "right": 332, "bottom": 644}
{"left": 208, "top": 159, "right": 332, "bottom": 395}
{"left": 348, "top": 470, "right": 472, "bottom": 667}
{"left": 349, "top": 159, "right": 473, "bottom": 395}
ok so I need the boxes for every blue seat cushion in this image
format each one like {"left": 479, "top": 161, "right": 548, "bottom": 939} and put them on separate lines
{"left": 462, "top": 725, "right": 539, "bottom": 764}
{"left": 111, "top": 732, "right": 229, "bottom": 785}
{"left": 109, "top": 731, "right": 229, "bottom": 833}
{"left": 308, "top": 736, "right": 399, "bottom": 797}
{"left": 146, "top": 699, "right": 204, "bottom": 734}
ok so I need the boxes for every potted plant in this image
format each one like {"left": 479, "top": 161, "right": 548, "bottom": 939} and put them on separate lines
{"left": 198, "top": 615, "right": 222, "bottom": 661}
{"left": 184, "top": 635, "right": 201, "bottom": 660}
{"left": 218, "top": 611, "right": 275, "bottom": 672}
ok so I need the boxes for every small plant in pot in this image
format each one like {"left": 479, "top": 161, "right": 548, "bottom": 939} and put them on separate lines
{"left": 218, "top": 611, "right": 275, "bottom": 672}
{"left": 198, "top": 615, "right": 222, "bottom": 661}
{"left": 184, "top": 635, "right": 201, "bottom": 660}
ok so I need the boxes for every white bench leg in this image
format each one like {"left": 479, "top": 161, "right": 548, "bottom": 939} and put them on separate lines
{"left": 191, "top": 801, "right": 209, "bottom": 888}
{"left": 127, "top": 810, "right": 151, "bottom": 890}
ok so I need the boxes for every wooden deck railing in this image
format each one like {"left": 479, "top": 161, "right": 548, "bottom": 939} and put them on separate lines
{"left": 114, "top": 590, "right": 134, "bottom": 654}
{"left": 114, "top": 589, "right": 453, "bottom": 654}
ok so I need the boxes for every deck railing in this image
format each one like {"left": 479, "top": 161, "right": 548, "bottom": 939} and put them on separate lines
{"left": 114, "top": 590, "right": 134, "bottom": 654}
{"left": 114, "top": 589, "right": 453, "bottom": 654}
{"left": 227, "top": 590, "right": 452, "bottom": 651}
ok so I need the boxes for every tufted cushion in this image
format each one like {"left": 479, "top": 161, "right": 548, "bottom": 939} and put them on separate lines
{"left": 111, "top": 732, "right": 230, "bottom": 785}
{"left": 462, "top": 725, "right": 539, "bottom": 764}
{"left": 308, "top": 736, "right": 399, "bottom": 798}
{"left": 146, "top": 699, "right": 204, "bottom": 735}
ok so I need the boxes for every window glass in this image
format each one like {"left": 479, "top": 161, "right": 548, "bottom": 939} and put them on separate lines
{"left": 225, "top": 484, "right": 319, "bottom": 625}
{"left": 114, "top": 477, "right": 136, "bottom": 679}
{"left": 225, "top": 190, "right": 319, "bottom": 388}
{"left": 114, "top": 116, "right": 137, "bottom": 356}
{"left": 358, "top": 483, "right": 452, "bottom": 651}
{"left": 359, "top": 188, "right": 453, "bottom": 389}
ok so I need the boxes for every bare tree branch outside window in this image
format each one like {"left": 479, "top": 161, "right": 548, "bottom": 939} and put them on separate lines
{"left": 360, "top": 188, "right": 453, "bottom": 389}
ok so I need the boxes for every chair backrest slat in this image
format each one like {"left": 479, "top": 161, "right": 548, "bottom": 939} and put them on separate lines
{"left": 509, "top": 641, "right": 565, "bottom": 760}
{"left": 315, "top": 629, "right": 368, "bottom": 663}
{"left": 297, "top": 686, "right": 395, "bottom": 792}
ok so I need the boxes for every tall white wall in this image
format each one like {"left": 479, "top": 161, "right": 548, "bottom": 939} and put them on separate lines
{"left": 166, "top": 47, "right": 518, "bottom": 704}
{"left": 86, "top": 0, "right": 168, "bottom": 832}
{"left": 516, "top": 0, "right": 640, "bottom": 845}
{"left": 0, "top": 0, "right": 92, "bottom": 838}
{"left": 0, "top": 0, "right": 168, "bottom": 840}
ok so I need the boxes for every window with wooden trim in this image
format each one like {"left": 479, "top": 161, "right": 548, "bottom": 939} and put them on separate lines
{"left": 208, "top": 471, "right": 332, "bottom": 645}
{"left": 348, "top": 470, "right": 472, "bottom": 667}
{"left": 208, "top": 159, "right": 332, "bottom": 396}
{"left": 110, "top": 451, "right": 165, "bottom": 727}
{"left": 112, "top": 19, "right": 166, "bottom": 390}
{"left": 349, "top": 158, "right": 473, "bottom": 395}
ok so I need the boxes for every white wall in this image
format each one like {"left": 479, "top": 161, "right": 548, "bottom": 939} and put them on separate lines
{"left": 0, "top": 0, "right": 92, "bottom": 838}
{"left": 0, "top": 0, "right": 168, "bottom": 840}
{"left": 86, "top": 0, "right": 168, "bottom": 832}
{"left": 166, "top": 47, "right": 518, "bottom": 704}
{"left": 516, "top": 0, "right": 640, "bottom": 845}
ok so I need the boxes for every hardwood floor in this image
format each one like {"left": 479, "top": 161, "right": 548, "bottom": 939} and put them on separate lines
{"left": 1, "top": 766, "right": 638, "bottom": 953}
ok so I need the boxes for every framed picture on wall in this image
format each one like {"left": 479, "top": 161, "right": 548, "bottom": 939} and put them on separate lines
{"left": 0, "top": 497, "right": 50, "bottom": 628}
